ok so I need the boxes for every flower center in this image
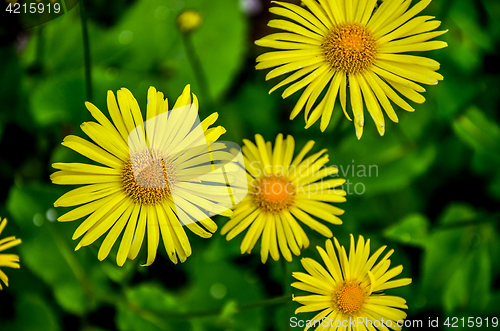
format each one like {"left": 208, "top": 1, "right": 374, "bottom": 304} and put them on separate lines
{"left": 253, "top": 176, "right": 295, "bottom": 213}
{"left": 322, "top": 23, "right": 378, "bottom": 74}
{"left": 121, "top": 150, "right": 177, "bottom": 205}
{"left": 335, "top": 283, "right": 365, "bottom": 314}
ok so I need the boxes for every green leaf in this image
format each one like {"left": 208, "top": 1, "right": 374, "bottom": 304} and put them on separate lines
{"left": 216, "top": 79, "right": 281, "bottom": 143}
{"left": 334, "top": 138, "right": 437, "bottom": 197}
{"left": 446, "top": 0, "right": 492, "bottom": 73}
{"left": 116, "top": 306, "right": 171, "bottom": 331}
{"left": 432, "top": 69, "right": 478, "bottom": 119}
{"left": 116, "top": 250, "right": 266, "bottom": 330}
{"left": 443, "top": 245, "right": 491, "bottom": 313}
{"left": 438, "top": 203, "right": 477, "bottom": 226}
{"left": 116, "top": 283, "right": 189, "bottom": 331}
{"left": 29, "top": 70, "right": 87, "bottom": 127}
{"left": 452, "top": 106, "right": 500, "bottom": 163}
{"left": 383, "top": 213, "right": 430, "bottom": 246}
{"left": 6, "top": 183, "right": 112, "bottom": 315}
{"left": 100, "top": 258, "right": 137, "bottom": 284}
{"left": 13, "top": 294, "right": 60, "bottom": 331}
{"left": 418, "top": 203, "right": 498, "bottom": 313}
{"left": 124, "top": 283, "right": 179, "bottom": 312}
{"left": 449, "top": 0, "right": 493, "bottom": 51}
{"left": 6, "top": 182, "right": 65, "bottom": 230}
{"left": 180, "top": 251, "right": 265, "bottom": 330}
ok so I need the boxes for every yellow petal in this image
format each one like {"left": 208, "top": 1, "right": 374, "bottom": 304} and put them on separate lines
{"left": 268, "top": 19, "right": 324, "bottom": 41}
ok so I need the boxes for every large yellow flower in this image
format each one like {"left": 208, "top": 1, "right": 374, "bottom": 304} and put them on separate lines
{"left": 256, "top": 0, "right": 448, "bottom": 139}
{"left": 221, "top": 134, "right": 346, "bottom": 263}
{"left": 0, "top": 218, "right": 22, "bottom": 290}
{"left": 51, "top": 85, "right": 229, "bottom": 266}
{"left": 292, "top": 235, "right": 411, "bottom": 330}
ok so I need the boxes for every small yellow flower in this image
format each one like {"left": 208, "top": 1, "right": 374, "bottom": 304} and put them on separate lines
{"left": 256, "top": 0, "right": 448, "bottom": 139}
{"left": 292, "top": 235, "right": 412, "bottom": 330}
{"left": 177, "top": 9, "right": 203, "bottom": 33}
{"left": 51, "top": 85, "right": 228, "bottom": 266}
{"left": 221, "top": 134, "right": 346, "bottom": 263}
{"left": 0, "top": 218, "right": 22, "bottom": 290}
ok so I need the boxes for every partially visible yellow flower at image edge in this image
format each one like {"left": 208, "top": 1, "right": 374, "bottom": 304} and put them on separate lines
{"left": 292, "top": 234, "right": 412, "bottom": 331}
{"left": 256, "top": 0, "right": 448, "bottom": 139}
{"left": 0, "top": 218, "right": 22, "bottom": 290}
{"left": 221, "top": 133, "right": 346, "bottom": 263}
{"left": 50, "top": 85, "right": 227, "bottom": 267}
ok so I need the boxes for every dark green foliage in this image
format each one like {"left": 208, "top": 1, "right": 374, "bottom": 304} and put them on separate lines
{"left": 0, "top": 0, "right": 499, "bottom": 330}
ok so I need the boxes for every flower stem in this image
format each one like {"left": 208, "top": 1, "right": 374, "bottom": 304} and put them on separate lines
{"left": 61, "top": 0, "right": 68, "bottom": 13}
{"left": 238, "top": 294, "right": 291, "bottom": 312}
{"left": 79, "top": 0, "right": 92, "bottom": 102}
{"left": 46, "top": 222, "right": 93, "bottom": 299}
{"left": 185, "top": 294, "right": 292, "bottom": 318}
{"left": 144, "top": 294, "right": 291, "bottom": 319}
{"left": 182, "top": 33, "right": 212, "bottom": 106}
{"left": 281, "top": 259, "right": 293, "bottom": 330}
{"left": 30, "top": 26, "right": 44, "bottom": 74}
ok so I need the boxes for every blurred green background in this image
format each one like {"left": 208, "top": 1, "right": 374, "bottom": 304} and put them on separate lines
{"left": 1, "top": 0, "right": 499, "bottom": 330}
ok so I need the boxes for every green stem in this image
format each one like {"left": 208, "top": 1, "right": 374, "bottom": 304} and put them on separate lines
{"left": 95, "top": 291, "right": 169, "bottom": 331}
{"left": 182, "top": 33, "right": 212, "bottom": 107}
{"left": 34, "top": 26, "right": 44, "bottom": 70}
{"left": 181, "top": 295, "right": 291, "bottom": 319}
{"left": 79, "top": 0, "right": 92, "bottom": 102}
{"left": 46, "top": 222, "right": 93, "bottom": 298}
{"left": 125, "top": 301, "right": 170, "bottom": 331}
{"left": 61, "top": 0, "right": 68, "bottom": 13}
{"left": 238, "top": 294, "right": 291, "bottom": 312}
{"left": 281, "top": 259, "right": 289, "bottom": 293}
{"left": 131, "top": 295, "right": 291, "bottom": 320}
{"left": 281, "top": 259, "right": 293, "bottom": 330}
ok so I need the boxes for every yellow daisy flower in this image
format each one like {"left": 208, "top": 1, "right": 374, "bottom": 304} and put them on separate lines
{"left": 51, "top": 85, "right": 229, "bottom": 266}
{"left": 292, "top": 235, "right": 412, "bottom": 330}
{"left": 221, "top": 134, "right": 346, "bottom": 263}
{"left": 0, "top": 218, "right": 22, "bottom": 290}
{"left": 256, "top": 0, "right": 448, "bottom": 139}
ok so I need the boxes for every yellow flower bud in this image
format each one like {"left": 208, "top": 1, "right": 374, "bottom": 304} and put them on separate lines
{"left": 176, "top": 9, "right": 203, "bottom": 34}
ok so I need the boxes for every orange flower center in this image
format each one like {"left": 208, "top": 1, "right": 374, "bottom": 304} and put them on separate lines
{"left": 253, "top": 176, "right": 295, "bottom": 213}
{"left": 336, "top": 283, "right": 365, "bottom": 313}
{"left": 322, "top": 23, "right": 378, "bottom": 74}
{"left": 121, "top": 150, "right": 177, "bottom": 205}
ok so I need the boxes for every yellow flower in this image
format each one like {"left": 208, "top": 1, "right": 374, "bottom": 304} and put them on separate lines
{"left": 256, "top": 0, "right": 448, "bottom": 139}
{"left": 292, "top": 235, "right": 412, "bottom": 330}
{"left": 221, "top": 134, "right": 346, "bottom": 263}
{"left": 51, "top": 85, "right": 228, "bottom": 266}
{"left": 0, "top": 218, "right": 22, "bottom": 290}
{"left": 177, "top": 9, "right": 203, "bottom": 33}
